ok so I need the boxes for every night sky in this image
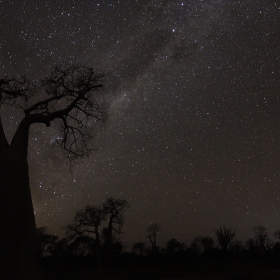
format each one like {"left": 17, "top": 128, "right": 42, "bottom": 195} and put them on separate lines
{"left": 1, "top": 0, "right": 280, "bottom": 247}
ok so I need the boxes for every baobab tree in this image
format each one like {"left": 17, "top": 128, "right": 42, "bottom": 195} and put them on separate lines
{"left": 102, "top": 197, "right": 129, "bottom": 265}
{"left": 65, "top": 198, "right": 128, "bottom": 266}
{"left": 65, "top": 205, "right": 106, "bottom": 266}
{"left": 0, "top": 64, "right": 105, "bottom": 279}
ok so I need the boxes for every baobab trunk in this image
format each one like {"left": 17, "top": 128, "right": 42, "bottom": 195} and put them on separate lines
{"left": 0, "top": 64, "right": 105, "bottom": 278}
{"left": 0, "top": 118, "right": 41, "bottom": 279}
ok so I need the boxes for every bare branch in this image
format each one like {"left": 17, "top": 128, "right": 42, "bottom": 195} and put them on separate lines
{"left": 3, "top": 64, "right": 107, "bottom": 159}
{"left": 0, "top": 77, "right": 37, "bottom": 109}
{"left": 64, "top": 205, "right": 105, "bottom": 241}
{"left": 102, "top": 198, "right": 129, "bottom": 234}
{"left": 213, "top": 225, "right": 236, "bottom": 252}
{"left": 147, "top": 222, "right": 160, "bottom": 251}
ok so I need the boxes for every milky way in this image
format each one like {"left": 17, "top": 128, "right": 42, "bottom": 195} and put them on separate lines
{"left": 1, "top": 0, "right": 280, "bottom": 246}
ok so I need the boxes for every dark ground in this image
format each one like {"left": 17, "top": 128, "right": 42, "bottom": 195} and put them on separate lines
{"left": 41, "top": 257, "right": 280, "bottom": 280}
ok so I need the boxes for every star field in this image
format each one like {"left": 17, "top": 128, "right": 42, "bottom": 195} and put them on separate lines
{"left": 1, "top": 0, "right": 280, "bottom": 246}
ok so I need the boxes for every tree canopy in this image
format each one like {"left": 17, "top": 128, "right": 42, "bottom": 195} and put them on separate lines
{"left": 0, "top": 64, "right": 106, "bottom": 158}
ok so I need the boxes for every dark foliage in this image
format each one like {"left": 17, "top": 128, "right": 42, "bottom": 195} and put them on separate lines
{"left": 213, "top": 225, "right": 236, "bottom": 252}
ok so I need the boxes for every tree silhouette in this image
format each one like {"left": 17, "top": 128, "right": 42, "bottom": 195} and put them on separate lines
{"left": 166, "top": 238, "right": 183, "bottom": 256}
{"left": 102, "top": 198, "right": 129, "bottom": 265}
{"left": 213, "top": 225, "right": 236, "bottom": 253}
{"left": 253, "top": 226, "right": 269, "bottom": 253}
{"left": 132, "top": 242, "right": 145, "bottom": 256}
{"left": 68, "top": 235, "right": 94, "bottom": 258}
{"left": 234, "top": 240, "right": 245, "bottom": 253}
{"left": 50, "top": 237, "right": 70, "bottom": 258}
{"left": 191, "top": 237, "right": 203, "bottom": 255}
{"left": 111, "top": 240, "right": 124, "bottom": 257}
{"left": 0, "top": 64, "right": 105, "bottom": 279}
{"left": 37, "top": 227, "right": 59, "bottom": 258}
{"left": 65, "top": 198, "right": 128, "bottom": 266}
{"left": 273, "top": 230, "right": 280, "bottom": 253}
{"left": 197, "top": 236, "right": 215, "bottom": 254}
{"left": 274, "top": 230, "right": 280, "bottom": 240}
{"left": 147, "top": 222, "right": 160, "bottom": 255}
{"left": 65, "top": 205, "right": 105, "bottom": 266}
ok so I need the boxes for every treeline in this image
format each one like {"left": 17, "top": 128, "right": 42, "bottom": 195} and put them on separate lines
{"left": 38, "top": 197, "right": 128, "bottom": 266}
{"left": 37, "top": 198, "right": 280, "bottom": 267}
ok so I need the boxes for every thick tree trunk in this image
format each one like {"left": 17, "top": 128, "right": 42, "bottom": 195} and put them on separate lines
{"left": 0, "top": 118, "right": 42, "bottom": 279}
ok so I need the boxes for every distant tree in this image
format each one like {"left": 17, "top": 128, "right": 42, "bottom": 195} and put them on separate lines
{"left": 112, "top": 240, "right": 124, "bottom": 257}
{"left": 0, "top": 64, "right": 105, "bottom": 279}
{"left": 166, "top": 238, "right": 183, "bottom": 255}
{"left": 102, "top": 198, "right": 129, "bottom": 265}
{"left": 213, "top": 225, "right": 236, "bottom": 252}
{"left": 191, "top": 237, "right": 202, "bottom": 255}
{"left": 68, "top": 235, "right": 94, "bottom": 258}
{"left": 36, "top": 227, "right": 58, "bottom": 257}
{"left": 51, "top": 238, "right": 70, "bottom": 258}
{"left": 147, "top": 222, "right": 160, "bottom": 255}
{"left": 144, "top": 246, "right": 152, "bottom": 256}
{"left": 266, "top": 238, "right": 274, "bottom": 251}
{"left": 160, "top": 247, "right": 166, "bottom": 255}
{"left": 229, "top": 239, "right": 244, "bottom": 253}
{"left": 245, "top": 238, "right": 257, "bottom": 253}
{"left": 253, "top": 226, "right": 270, "bottom": 253}
{"left": 273, "top": 230, "right": 280, "bottom": 240}
{"left": 273, "top": 230, "right": 280, "bottom": 253}
{"left": 65, "top": 205, "right": 105, "bottom": 266}
{"left": 132, "top": 242, "right": 145, "bottom": 256}
{"left": 64, "top": 197, "right": 128, "bottom": 266}
{"left": 197, "top": 236, "right": 215, "bottom": 254}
